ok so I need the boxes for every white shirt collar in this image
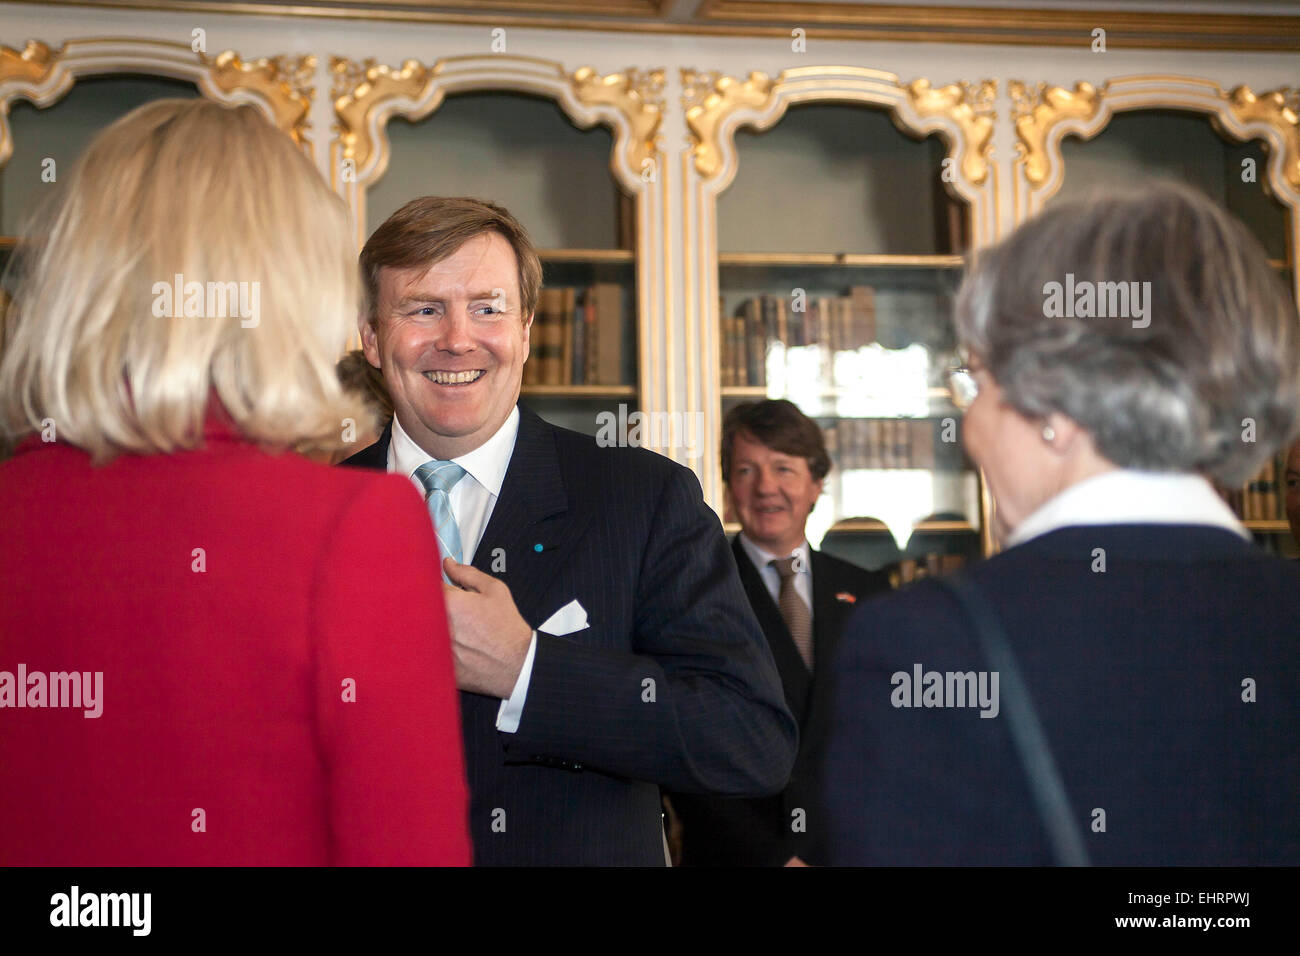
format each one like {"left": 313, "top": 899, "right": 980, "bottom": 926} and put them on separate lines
{"left": 388, "top": 406, "right": 520, "bottom": 496}
{"left": 738, "top": 532, "right": 811, "bottom": 571}
{"left": 1005, "top": 468, "right": 1249, "bottom": 548}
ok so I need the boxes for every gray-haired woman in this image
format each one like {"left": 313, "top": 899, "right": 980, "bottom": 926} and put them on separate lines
{"left": 824, "top": 182, "right": 1300, "bottom": 865}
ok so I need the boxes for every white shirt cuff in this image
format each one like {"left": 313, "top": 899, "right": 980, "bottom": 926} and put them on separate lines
{"left": 495, "top": 630, "right": 538, "bottom": 734}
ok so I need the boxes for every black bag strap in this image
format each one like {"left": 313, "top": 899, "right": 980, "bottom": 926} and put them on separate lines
{"left": 935, "top": 573, "right": 1091, "bottom": 867}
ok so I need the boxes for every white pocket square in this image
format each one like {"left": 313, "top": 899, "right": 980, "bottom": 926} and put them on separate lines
{"left": 539, "top": 599, "right": 589, "bottom": 636}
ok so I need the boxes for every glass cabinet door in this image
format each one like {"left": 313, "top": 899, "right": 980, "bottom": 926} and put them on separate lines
{"left": 716, "top": 103, "right": 980, "bottom": 579}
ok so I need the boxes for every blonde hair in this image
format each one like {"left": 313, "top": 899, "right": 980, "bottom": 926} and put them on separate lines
{"left": 0, "top": 98, "right": 370, "bottom": 461}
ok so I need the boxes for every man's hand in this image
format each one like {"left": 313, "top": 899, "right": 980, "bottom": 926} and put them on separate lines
{"left": 442, "top": 557, "right": 534, "bottom": 698}
{"left": 784, "top": 856, "right": 809, "bottom": 867}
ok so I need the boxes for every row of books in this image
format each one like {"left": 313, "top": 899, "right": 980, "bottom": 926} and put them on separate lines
{"left": 523, "top": 283, "right": 625, "bottom": 387}
{"left": 1219, "top": 452, "right": 1294, "bottom": 522}
{"left": 823, "top": 417, "right": 937, "bottom": 471}
{"left": 720, "top": 286, "right": 877, "bottom": 387}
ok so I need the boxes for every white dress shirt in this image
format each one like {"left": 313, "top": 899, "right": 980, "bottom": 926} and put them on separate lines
{"left": 1004, "top": 468, "right": 1250, "bottom": 548}
{"left": 737, "top": 532, "right": 815, "bottom": 623}
{"left": 388, "top": 408, "right": 536, "bottom": 733}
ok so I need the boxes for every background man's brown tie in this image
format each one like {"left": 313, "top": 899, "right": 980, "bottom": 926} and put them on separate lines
{"left": 771, "top": 556, "right": 813, "bottom": 671}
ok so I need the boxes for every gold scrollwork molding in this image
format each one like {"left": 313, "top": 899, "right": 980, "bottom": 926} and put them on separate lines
{"left": 905, "top": 78, "right": 996, "bottom": 188}
{"left": 572, "top": 65, "right": 664, "bottom": 180}
{"left": 682, "top": 69, "right": 775, "bottom": 181}
{"left": 329, "top": 54, "right": 664, "bottom": 236}
{"left": 0, "top": 40, "right": 58, "bottom": 88}
{"left": 1225, "top": 85, "right": 1300, "bottom": 195}
{"left": 1008, "top": 80, "right": 1103, "bottom": 190}
{"left": 331, "top": 55, "right": 430, "bottom": 191}
{"left": 204, "top": 50, "right": 315, "bottom": 149}
{"left": 1009, "top": 75, "right": 1300, "bottom": 220}
{"left": 0, "top": 38, "right": 315, "bottom": 169}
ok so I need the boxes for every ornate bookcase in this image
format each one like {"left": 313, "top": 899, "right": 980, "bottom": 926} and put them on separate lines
{"left": 2, "top": 21, "right": 1297, "bottom": 565}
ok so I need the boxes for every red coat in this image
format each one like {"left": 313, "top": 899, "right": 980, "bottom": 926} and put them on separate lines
{"left": 0, "top": 410, "right": 471, "bottom": 865}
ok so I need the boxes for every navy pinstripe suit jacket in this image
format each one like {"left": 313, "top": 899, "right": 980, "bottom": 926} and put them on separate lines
{"left": 343, "top": 403, "right": 798, "bottom": 865}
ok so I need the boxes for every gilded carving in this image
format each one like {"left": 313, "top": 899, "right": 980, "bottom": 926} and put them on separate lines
{"left": 1009, "top": 80, "right": 1102, "bottom": 187}
{"left": 0, "top": 40, "right": 58, "bottom": 87}
{"left": 332, "top": 57, "right": 432, "bottom": 174}
{"left": 205, "top": 50, "right": 315, "bottom": 147}
{"left": 571, "top": 66, "right": 664, "bottom": 175}
{"left": 1224, "top": 85, "right": 1300, "bottom": 192}
{"left": 0, "top": 40, "right": 314, "bottom": 172}
{"left": 906, "top": 78, "right": 996, "bottom": 186}
{"left": 680, "top": 68, "right": 721, "bottom": 113}
{"left": 683, "top": 69, "right": 775, "bottom": 179}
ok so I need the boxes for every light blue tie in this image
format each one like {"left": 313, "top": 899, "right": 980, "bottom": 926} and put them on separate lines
{"left": 414, "top": 459, "right": 467, "bottom": 565}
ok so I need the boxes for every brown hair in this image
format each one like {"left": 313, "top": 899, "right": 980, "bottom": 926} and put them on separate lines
{"left": 336, "top": 349, "right": 393, "bottom": 422}
{"left": 722, "top": 399, "right": 831, "bottom": 484}
{"left": 360, "top": 196, "right": 542, "bottom": 326}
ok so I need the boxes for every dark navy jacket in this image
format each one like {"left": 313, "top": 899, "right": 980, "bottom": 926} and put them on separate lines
{"left": 825, "top": 524, "right": 1300, "bottom": 865}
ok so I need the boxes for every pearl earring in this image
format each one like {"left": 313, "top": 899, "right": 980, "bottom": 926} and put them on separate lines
{"left": 1042, "top": 424, "right": 1056, "bottom": 443}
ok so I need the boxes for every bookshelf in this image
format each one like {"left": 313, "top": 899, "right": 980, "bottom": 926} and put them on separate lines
{"left": 714, "top": 102, "right": 983, "bottom": 576}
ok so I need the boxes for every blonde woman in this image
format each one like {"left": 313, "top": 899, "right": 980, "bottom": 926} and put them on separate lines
{"left": 0, "top": 99, "right": 470, "bottom": 865}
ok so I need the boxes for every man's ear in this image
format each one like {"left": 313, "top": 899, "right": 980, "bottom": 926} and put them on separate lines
{"left": 359, "top": 314, "right": 381, "bottom": 369}
{"left": 522, "top": 310, "right": 534, "bottom": 360}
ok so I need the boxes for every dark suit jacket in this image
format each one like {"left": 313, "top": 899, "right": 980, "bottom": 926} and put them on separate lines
{"left": 343, "top": 404, "right": 798, "bottom": 865}
{"left": 671, "top": 537, "right": 890, "bottom": 866}
{"left": 825, "top": 524, "right": 1300, "bottom": 865}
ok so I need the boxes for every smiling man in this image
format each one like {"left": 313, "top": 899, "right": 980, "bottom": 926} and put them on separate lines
{"left": 670, "top": 399, "right": 890, "bottom": 867}
{"left": 342, "top": 197, "right": 797, "bottom": 866}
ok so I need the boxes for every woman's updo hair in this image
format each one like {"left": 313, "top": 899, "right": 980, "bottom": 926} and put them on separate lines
{"left": 954, "top": 181, "right": 1300, "bottom": 486}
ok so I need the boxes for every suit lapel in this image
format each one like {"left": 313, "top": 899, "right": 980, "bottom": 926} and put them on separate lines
{"left": 731, "top": 535, "right": 812, "bottom": 722}
{"left": 472, "top": 404, "right": 593, "bottom": 625}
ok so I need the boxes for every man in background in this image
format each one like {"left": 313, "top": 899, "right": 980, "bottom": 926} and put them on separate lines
{"left": 343, "top": 197, "right": 797, "bottom": 865}
{"left": 670, "top": 399, "right": 890, "bottom": 866}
